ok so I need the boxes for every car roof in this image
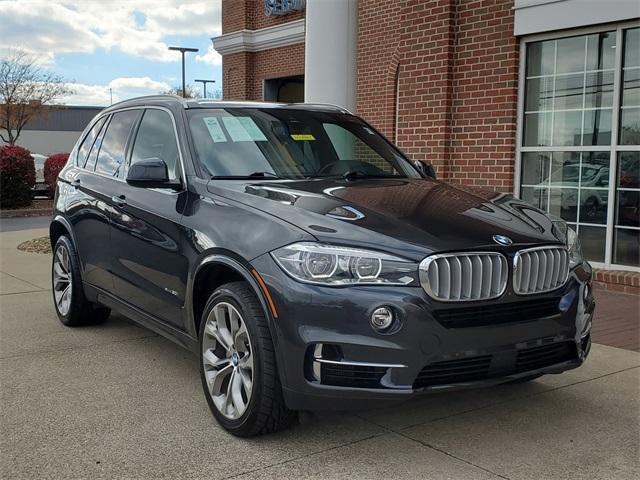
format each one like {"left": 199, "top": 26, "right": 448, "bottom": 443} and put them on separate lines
{"left": 101, "top": 95, "right": 352, "bottom": 115}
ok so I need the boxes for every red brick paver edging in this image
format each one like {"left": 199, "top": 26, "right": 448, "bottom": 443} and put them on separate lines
{"left": 0, "top": 208, "right": 52, "bottom": 218}
{"left": 593, "top": 269, "right": 640, "bottom": 296}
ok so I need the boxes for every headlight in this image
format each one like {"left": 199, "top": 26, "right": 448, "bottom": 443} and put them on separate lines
{"left": 554, "top": 221, "right": 584, "bottom": 268}
{"left": 566, "top": 226, "right": 584, "bottom": 268}
{"left": 271, "top": 242, "right": 419, "bottom": 286}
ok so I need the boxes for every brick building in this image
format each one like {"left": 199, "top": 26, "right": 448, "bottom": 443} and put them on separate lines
{"left": 213, "top": 0, "right": 639, "bottom": 282}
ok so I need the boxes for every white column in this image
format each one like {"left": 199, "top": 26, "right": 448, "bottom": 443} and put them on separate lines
{"left": 304, "top": 0, "right": 358, "bottom": 112}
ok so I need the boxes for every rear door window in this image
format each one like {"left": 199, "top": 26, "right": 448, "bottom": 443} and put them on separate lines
{"left": 95, "top": 110, "right": 140, "bottom": 177}
{"left": 84, "top": 116, "right": 110, "bottom": 171}
{"left": 77, "top": 116, "right": 107, "bottom": 168}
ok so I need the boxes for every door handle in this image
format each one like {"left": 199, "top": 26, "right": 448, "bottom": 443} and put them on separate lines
{"left": 111, "top": 195, "right": 127, "bottom": 207}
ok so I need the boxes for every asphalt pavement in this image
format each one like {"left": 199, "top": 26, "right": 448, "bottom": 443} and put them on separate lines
{"left": 1, "top": 225, "right": 638, "bottom": 480}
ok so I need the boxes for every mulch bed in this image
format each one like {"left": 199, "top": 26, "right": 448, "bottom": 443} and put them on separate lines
{"left": 17, "top": 236, "right": 52, "bottom": 254}
{"left": 0, "top": 199, "right": 53, "bottom": 218}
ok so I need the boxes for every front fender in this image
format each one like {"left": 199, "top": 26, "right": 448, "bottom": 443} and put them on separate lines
{"left": 186, "top": 252, "right": 289, "bottom": 386}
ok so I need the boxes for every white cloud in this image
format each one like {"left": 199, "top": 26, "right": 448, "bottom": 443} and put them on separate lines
{"left": 196, "top": 45, "right": 222, "bottom": 66}
{"left": 59, "top": 77, "right": 171, "bottom": 106}
{"left": 0, "top": 0, "right": 221, "bottom": 63}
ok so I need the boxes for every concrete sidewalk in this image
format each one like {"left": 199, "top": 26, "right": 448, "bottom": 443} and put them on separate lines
{"left": 1, "top": 227, "right": 639, "bottom": 479}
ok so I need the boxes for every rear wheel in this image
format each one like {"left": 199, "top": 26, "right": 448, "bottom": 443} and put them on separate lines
{"left": 199, "top": 281, "right": 296, "bottom": 436}
{"left": 52, "top": 235, "right": 110, "bottom": 326}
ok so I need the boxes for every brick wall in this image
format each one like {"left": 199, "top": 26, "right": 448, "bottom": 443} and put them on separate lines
{"left": 248, "top": 43, "right": 305, "bottom": 99}
{"left": 221, "top": 0, "right": 305, "bottom": 101}
{"left": 222, "top": 0, "right": 305, "bottom": 33}
{"left": 222, "top": 45, "right": 305, "bottom": 100}
{"left": 593, "top": 269, "right": 640, "bottom": 295}
{"left": 356, "top": 0, "right": 519, "bottom": 192}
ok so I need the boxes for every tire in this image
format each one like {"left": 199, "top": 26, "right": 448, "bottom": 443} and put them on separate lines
{"left": 199, "top": 281, "right": 296, "bottom": 437}
{"left": 52, "top": 235, "right": 111, "bottom": 327}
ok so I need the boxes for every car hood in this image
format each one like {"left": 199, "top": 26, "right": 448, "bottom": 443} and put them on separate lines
{"left": 208, "top": 178, "right": 565, "bottom": 260}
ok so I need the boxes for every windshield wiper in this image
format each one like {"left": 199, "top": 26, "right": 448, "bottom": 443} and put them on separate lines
{"left": 341, "top": 170, "right": 396, "bottom": 180}
{"left": 247, "top": 171, "right": 280, "bottom": 178}
{"left": 211, "top": 171, "right": 281, "bottom": 180}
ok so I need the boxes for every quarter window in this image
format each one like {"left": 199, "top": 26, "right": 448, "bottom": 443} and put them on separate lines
{"left": 130, "top": 109, "right": 180, "bottom": 180}
{"left": 95, "top": 110, "right": 139, "bottom": 177}
{"left": 519, "top": 26, "right": 640, "bottom": 268}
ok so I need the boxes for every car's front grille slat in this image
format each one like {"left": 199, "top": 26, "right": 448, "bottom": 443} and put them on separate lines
{"left": 420, "top": 252, "right": 507, "bottom": 302}
{"left": 513, "top": 246, "right": 569, "bottom": 295}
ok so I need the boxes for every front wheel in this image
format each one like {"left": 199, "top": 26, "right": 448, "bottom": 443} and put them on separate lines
{"left": 199, "top": 282, "right": 296, "bottom": 436}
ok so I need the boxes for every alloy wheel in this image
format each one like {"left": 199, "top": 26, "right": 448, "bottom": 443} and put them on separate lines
{"left": 202, "top": 301, "right": 254, "bottom": 420}
{"left": 53, "top": 244, "right": 72, "bottom": 316}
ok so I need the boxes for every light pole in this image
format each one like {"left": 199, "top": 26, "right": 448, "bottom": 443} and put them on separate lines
{"left": 194, "top": 79, "right": 216, "bottom": 99}
{"left": 168, "top": 46, "right": 199, "bottom": 97}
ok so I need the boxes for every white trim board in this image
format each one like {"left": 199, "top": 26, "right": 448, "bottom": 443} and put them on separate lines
{"left": 514, "top": 0, "right": 639, "bottom": 36}
{"left": 212, "top": 19, "right": 305, "bottom": 55}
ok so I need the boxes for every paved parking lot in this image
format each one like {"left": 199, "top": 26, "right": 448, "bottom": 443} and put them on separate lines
{"left": 1, "top": 221, "right": 639, "bottom": 479}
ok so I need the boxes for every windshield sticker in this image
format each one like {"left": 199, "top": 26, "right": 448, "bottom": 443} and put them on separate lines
{"left": 222, "top": 116, "right": 267, "bottom": 142}
{"left": 237, "top": 117, "right": 267, "bottom": 141}
{"left": 291, "top": 133, "right": 315, "bottom": 141}
{"left": 202, "top": 117, "right": 227, "bottom": 143}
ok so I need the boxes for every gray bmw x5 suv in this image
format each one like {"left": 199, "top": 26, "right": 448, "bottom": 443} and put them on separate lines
{"left": 50, "top": 95, "right": 595, "bottom": 436}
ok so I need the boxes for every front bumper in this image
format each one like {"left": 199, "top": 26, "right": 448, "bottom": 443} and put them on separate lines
{"left": 251, "top": 254, "right": 595, "bottom": 411}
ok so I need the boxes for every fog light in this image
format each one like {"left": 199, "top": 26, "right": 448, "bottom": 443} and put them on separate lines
{"left": 371, "top": 306, "right": 394, "bottom": 331}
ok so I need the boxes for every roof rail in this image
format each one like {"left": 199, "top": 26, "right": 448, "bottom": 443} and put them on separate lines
{"left": 299, "top": 103, "right": 353, "bottom": 114}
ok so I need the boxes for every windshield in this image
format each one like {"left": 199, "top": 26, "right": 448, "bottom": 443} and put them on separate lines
{"left": 187, "top": 108, "right": 420, "bottom": 179}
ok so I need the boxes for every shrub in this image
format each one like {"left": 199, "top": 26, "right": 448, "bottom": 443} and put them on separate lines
{"left": 0, "top": 145, "right": 35, "bottom": 209}
{"left": 44, "top": 153, "right": 69, "bottom": 197}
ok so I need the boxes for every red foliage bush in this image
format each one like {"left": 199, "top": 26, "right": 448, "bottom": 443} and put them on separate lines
{"left": 44, "top": 153, "right": 69, "bottom": 197}
{"left": 0, "top": 145, "right": 35, "bottom": 208}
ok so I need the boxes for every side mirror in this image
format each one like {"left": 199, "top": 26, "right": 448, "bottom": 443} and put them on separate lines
{"left": 126, "top": 158, "right": 180, "bottom": 189}
{"left": 413, "top": 160, "right": 437, "bottom": 180}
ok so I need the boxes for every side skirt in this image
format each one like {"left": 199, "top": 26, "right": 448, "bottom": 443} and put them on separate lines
{"left": 85, "top": 283, "right": 199, "bottom": 354}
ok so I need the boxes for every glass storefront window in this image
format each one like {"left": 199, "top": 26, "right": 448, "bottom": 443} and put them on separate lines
{"left": 520, "top": 26, "right": 640, "bottom": 269}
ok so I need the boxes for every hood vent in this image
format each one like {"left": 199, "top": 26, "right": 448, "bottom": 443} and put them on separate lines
{"left": 419, "top": 252, "right": 508, "bottom": 302}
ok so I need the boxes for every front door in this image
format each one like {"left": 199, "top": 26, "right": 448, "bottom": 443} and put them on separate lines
{"left": 109, "top": 108, "right": 189, "bottom": 329}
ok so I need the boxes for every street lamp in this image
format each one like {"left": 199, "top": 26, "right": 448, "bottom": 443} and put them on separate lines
{"left": 194, "top": 79, "right": 216, "bottom": 99}
{"left": 168, "top": 46, "right": 199, "bottom": 98}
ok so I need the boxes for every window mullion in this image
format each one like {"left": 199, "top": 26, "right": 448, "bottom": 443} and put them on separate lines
{"left": 605, "top": 26, "right": 625, "bottom": 266}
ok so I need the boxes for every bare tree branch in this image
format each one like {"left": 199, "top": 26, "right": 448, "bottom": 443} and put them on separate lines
{"left": 161, "top": 84, "right": 201, "bottom": 99}
{"left": 0, "top": 49, "right": 74, "bottom": 145}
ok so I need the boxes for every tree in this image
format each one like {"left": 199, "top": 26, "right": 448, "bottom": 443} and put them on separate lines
{"left": 0, "top": 50, "right": 72, "bottom": 146}
{"left": 162, "top": 84, "right": 201, "bottom": 99}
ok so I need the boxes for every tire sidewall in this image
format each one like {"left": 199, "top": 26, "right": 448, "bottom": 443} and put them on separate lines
{"left": 198, "top": 285, "right": 266, "bottom": 433}
{"left": 51, "top": 235, "right": 84, "bottom": 326}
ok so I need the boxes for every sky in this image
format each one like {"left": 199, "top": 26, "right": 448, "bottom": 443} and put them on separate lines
{"left": 0, "top": 0, "right": 222, "bottom": 106}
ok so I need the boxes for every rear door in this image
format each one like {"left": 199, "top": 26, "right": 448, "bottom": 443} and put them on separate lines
{"left": 65, "top": 115, "right": 113, "bottom": 291}
{"left": 73, "top": 109, "right": 141, "bottom": 292}
{"left": 109, "top": 107, "right": 189, "bottom": 329}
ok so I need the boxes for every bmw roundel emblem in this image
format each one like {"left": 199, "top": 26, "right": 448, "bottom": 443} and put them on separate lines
{"left": 493, "top": 234, "right": 513, "bottom": 246}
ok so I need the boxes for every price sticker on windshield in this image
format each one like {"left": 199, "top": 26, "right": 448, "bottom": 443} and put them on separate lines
{"left": 291, "top": 134, "right": 315, "bottom": 141}
{"left": 203, "top": 117, "right": 227, "bottom": 143}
